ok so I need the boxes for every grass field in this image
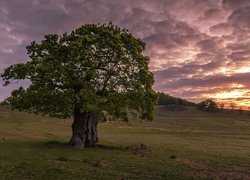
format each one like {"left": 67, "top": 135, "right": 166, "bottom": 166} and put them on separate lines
{"left": 0, "top": 105, "right": 250, "bottom": 179}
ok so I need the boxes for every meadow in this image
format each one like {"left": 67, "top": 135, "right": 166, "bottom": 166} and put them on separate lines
{"left": 0, "top": 105, "right": 250, "bottom": 179}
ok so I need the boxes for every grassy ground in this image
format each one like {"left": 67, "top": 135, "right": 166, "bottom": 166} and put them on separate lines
{"left": 0, "top": 105, "right": 250, "bottom": 179}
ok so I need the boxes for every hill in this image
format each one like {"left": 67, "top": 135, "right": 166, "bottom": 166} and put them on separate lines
{"left": 157, "top": 92, "right": 195, "bottom": 106}
{"left": 0, "top": 105, "right": 250, "bottom": 179}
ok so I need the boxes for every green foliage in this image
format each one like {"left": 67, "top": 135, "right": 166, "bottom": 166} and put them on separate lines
{"left": 197, "top": 99, "right": 218, "bottom": 112}
{"left": 0, "top": 100, "right": 9, "bottom": 106}
{"left": 157, "top": 92, "right": 195, "bottom": 106}
{"left": 1, "top": 23, "right": 157, "bottom": 121}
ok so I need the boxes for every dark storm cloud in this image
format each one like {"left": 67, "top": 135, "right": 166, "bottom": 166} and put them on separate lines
{"left": 144, "top": 21, "right": 202, "bottom": 48}
{"left": 228, "top": 50, "right": 250, "bottom": 61}
{"left": 209, "top": 23, "right": 233, "bottom": 35}
{"left": 228, "top": 6, "right": 250, "bottom": 29}
{"left": 195, "top": 37, "right": 223, "bottom": 53}
{"left": 0, "top": 0, "right": 250, "bottom": 106}
{"left": 222, "top": 0, "right": 250, "bottom": 11}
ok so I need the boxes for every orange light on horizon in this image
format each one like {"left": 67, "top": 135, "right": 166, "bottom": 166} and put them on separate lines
{"left": 204, "top": 84, "right": 250, "bottom": 109}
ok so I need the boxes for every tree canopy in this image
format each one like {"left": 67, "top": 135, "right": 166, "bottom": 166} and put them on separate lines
{"left": 1, "top": 23, "right": 157, "bottom": 122}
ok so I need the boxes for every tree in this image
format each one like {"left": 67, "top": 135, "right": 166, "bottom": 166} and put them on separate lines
{"left": 220, "top": 102, "right": 225, "bottom": 110}
{"left": 230, "top": 102, "right": 236, "bottom": 110}
{"left": 1, "top": 23, "right": 157, "bottom": 148}
{"left": 217, "top": 102, "right": 225, "bottom": 111}
{"left": 0, "top": 100, "right": 9, "bottom": 106}
{"left": 197, "top": 99, "right": 218, "bottom": 112}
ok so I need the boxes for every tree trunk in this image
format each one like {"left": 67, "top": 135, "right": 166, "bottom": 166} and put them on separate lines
{"left": 70, "top": 110, "right": 99, "bottom": 148}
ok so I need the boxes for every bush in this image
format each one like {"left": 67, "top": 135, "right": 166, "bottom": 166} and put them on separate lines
{"left": 197, "top": 99, "right": 218, "bottom": 112}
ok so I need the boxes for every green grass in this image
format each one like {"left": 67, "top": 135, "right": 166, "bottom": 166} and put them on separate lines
{"left": 0, "top": 105, "right": 250, "bottom": 179}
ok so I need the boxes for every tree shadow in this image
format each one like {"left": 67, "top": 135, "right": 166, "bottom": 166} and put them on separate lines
{"left": 33, "top": 140, "right": 123, "bottom": 150}
{"left": 96, "top": 144, "right": 124, "bottom": 150}
{"left": 96, "top": 143, "right": 150, "bottom": 153}
{"left": 27, "top": 140, "right": 70, "bottom": 150}
{"left": 44, "top": 140, "right": 70, "bottom": 149}
{"left": 30, "top": 140, "right": 148, "bottom": 153}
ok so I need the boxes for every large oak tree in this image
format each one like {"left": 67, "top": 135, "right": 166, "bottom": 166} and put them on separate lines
{"left": 1, "top": 23, "right": 157, "bottom": 148}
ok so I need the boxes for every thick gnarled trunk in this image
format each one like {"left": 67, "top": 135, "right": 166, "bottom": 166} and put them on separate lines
{"left": 70, "top": 111, "right": 99, "bottom": 148}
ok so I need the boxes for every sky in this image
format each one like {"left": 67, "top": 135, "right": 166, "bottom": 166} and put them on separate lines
{"left": 0, "top": 0, "right": 250, "bottom": 109}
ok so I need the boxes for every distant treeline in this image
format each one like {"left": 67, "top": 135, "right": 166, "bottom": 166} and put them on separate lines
{"left": 157, "top": 92, "right": 195, "bottom": 106}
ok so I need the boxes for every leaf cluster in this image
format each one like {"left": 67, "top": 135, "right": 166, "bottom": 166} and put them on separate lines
{"left": 1, "top": 23, "right": 157, "bottom": 121}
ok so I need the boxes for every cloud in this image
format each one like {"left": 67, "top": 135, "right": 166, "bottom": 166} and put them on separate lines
{"left": 228, "top": 6, "right": 250, "bottom": 30}
{"left": 209, "top": 23, "right": 233, "bottom": 36}
{"left": 222, "top": 0, "right": 250, "bottom": 11}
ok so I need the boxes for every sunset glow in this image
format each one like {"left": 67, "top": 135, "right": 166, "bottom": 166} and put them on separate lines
{"left": 204, "top": 82, "right": 250, "bottom": 109}
{"left": 213, "top": 91, "right": 246, "bottom": 99}
{"left": 235, "top": 67, "right": 250, "bottom": 73}
{"left": 219, "top": 67, "right": 232, "bottom": 75}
